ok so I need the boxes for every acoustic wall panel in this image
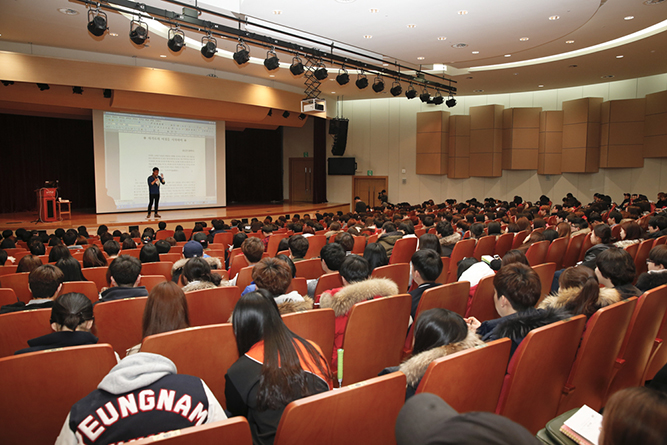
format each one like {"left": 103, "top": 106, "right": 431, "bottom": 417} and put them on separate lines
{"left": 448, "top": 115, "right": 470, "bottom": 179}
{"left": 538, "top": 111, "right": 563, "bottom": 175}
{"left": 416, "top": 111, "right": 449, "bottom": 175}
{"left": 644, "top": 90, "right": 667, "bottom": 158}
{"left": 469, "top": 104, "right": 503, "bottom": 177}
{"left": 562, "top": 97, "right": 603, "bottom": 173}
{"left": 502, "top": 107, "right": 541, "bottom": 170}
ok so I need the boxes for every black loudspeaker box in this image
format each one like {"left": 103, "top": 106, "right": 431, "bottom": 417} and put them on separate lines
{"left": 330, "top": 118, "right": 349, "bottom": 156}
{"left": 328, "top": 157, "right": 356, "bottom": 175}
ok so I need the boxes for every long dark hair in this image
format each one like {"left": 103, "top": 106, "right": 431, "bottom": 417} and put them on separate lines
{"left": 413, "top": 308, "right": 468, "bottom": 355}
{"left": 418, "top": 233, "right": 442, "bottom": 255}
{"left": 363, "top": 242, "right": 388, "bottom": 272}
{"left": 83, "top": 245, "right": 107, "bottom": 268}
{"left": 48, "top": 244, "right": 71, "bottom": 263}
{"left": 558, "top": 266, "right": 601, "bottom": 318}
{"left": 56, "top": 256, "right": 87, "bottom": 282}
{"left": 142, "top": 281, "right": 189, "bottom": 339}
{"left": 182, "top": 257, "right": 222, "bottom": 286}
{"left": 232, "top": 289, "right": 332, "bottom": 410}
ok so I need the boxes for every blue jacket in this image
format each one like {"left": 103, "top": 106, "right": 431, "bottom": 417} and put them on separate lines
{"left": 148, "top": 174, "right": 165, "bottom": 194}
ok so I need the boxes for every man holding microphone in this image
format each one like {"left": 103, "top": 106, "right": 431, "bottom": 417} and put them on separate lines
{"left": 147, "top": 167, "right": 165, "bottom": 218}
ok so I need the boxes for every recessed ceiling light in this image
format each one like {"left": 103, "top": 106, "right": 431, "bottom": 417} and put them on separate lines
{"left": 417, "top": 56, "right": 425, "bottom": 60}
{"left": 331, "top": 91, "right": 336, "bottom": 94}
{"left": 57, "top": 8, "right": 79, "bottom": 15}
{"left": 538, "top": 84, "right": 544, "bottom": 87}
{"left": 565, "top": 40, "right": 575, "bottom": 44}
{"left": 549, "top": 15, "right": 560, "bottom": 20}
{"left": 160, "top": 54, "right": 167, "bottom": 58}
{"left": 472, "top": 51, "right": 479, "bottom": 54}
{"left": 364, "top": 35, "right": 372, "bottom": 39}
{"left": 514, "top": 72, "right": 519, "bottom": 75}
{"left": 458, "top": 10, "right": 468, "bottom": 15}
{"left": 504, "top": 54, "right": 511, "bottom": 57}
{"left": 109, "top": 32, "right": 118, "bottom": 37}
{"left": 451, "top": 43, "right": 468, "bottom": 48}
{"left": 270, "top": 74, "right": 275, "bottom": 77}
{"left": 370, "top": 8, "right": 378, "bottom": 13}
{"left": 624, "top": 16, "right": 635, "bottom": 20}
{"left": 273, "top": 10, "right": 282, "bottom": 14}
{"left": 616, "top": 55, "right": 624, "bottom": 58}
{"left": 473, "top": 89, "right": 484, "bottom": 93}
{"left": 437, "top": 37, "right": 447, "bottom": 41}
{"left": 382, "top": 63, "right": 388, "bottom": 66}
{"left": 519, "top": 37, "right": 529, "bottom": 41}
{"left": 407, "top": 24, "right": 416, "bottom": 28}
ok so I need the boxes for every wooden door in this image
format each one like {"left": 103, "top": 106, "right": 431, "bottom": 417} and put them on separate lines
{"left": 290, "top": 158, "right": 314, "bottom": 202}
{"left": 353, "top": 176, "right": 388, "bottom": 210}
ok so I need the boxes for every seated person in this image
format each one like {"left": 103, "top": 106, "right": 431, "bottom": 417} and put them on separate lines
{"left": 139, "top": 243, "right": 160, "bottom": 263}
{"left": 15, "top": 292, "right": 97, "bottom": 354}
{"left": 82, "top": 245, "right": 107, "bottom": 268}
{"left": 180, "top": 257, "right": 226, "bottom": 292}
{"left": 172, "top": 240, "right": 223, "bottom": 284}
{"left": 98, "top": 256, "right": 148, "bottom": 303}
{"left": 646, "top": 215, "right": 667, "bottom": 240}
{"left": 320, "top": 255, "right": 399, "bottom": 368}
{"left": 435, "top": 221, "right": 461, "bottom": 257}
{"left": 308, "top": 243, "right": 347, "bottom": 298}
{"left": 288, "top": 234, "right": 309, "bottom": 262}
{"left": 16, "top": 254, "right": 43, "bottom": 274}
{"left": 252, "top": 257, "right": 312, "bottom": 314}
{"left": 228, "top": 237, "right": 264, "bottom": 285}
{"left": 636, "top": 244, "right": 667, "bottom": 292}
{"left": 57, "top": 256, "right": 87, "bottom": 282}
{"left": 465, "top": 263, "right": 570, "bottom": 355}
{"left": 580, "top": 224, "right": 613, "bottom": 270}
{"left": 377, "top": 222, "right": 404, "bottom": 257}
{"left": 600, "top": 387, "right": 667, "bottom": 445}
{"left": 56, "top": 352, "right": 225, "bottom": 444}
{"left": 225, "top": 290, "right": 332, "bottom": 445}
{"left": 334, "top": 232, "right": 355, "bottom": 255}
{"left": 409, "top": 249, "right": 444, "bottom": 320}
{"left": 0, "top": 264, "right": 64, "bottom": 314}
{"left": 363, "top": 242, "right": 389, "bottom": 273}
{"left": 383, "top": 308, "right": 483, "bottom": 400}
{"left": 102, "top": 240, "right": 121, "bottom": 259}
{"left": 595, "top": 247, "right": 642, "bottom": 299}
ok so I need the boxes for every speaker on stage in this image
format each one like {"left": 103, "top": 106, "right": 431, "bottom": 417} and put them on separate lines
{"left": 330, "top": 118, "right": 349, "bottom": 156}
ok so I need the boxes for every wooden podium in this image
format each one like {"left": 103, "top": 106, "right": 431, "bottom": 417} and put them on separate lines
{"left": 36, "top": 188, "right": 58, "bottom": 222}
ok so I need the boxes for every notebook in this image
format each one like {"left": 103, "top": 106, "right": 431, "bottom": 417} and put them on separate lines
{"left": 560, "top": 405, "right": 602, "bottom": 445}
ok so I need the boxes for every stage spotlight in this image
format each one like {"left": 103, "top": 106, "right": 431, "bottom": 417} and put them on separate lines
{"left": 233, "top": 41, "right": 250, "bottom": 65}
{"left": 355, "top": 72, "right": 368, "bottom": 89}
{"left": 420, "top": 88, "right": 431, "bottom": 103}
{"left": 87, "top": 8, "right": 107, "bottom": 37}
{"left": 405, "top": 84, "right": 417, "bottom": 99}
{"left": 167, "top": 26, "right": 185, "bottom": 53}
{"left": 72, "top": 86, "right": 83, "bottom": 95}
{"left": 298, "top": 113, "right": 307, "bottom": 120}
{"left": 37, "top": 83, "right": 50, "bottom": 91}
{"left": 446, "top": 96, "right": 457, "bottom": 108}
{"left": 290, "top": 56, "right": 304, "bottom": 76}
{"left": 389, "top": 81, "right": 402, "bottom": 97}
{"left": 264, "top": 49, "right": 280, "bottom": 71}
{"left": 432, "top": 90, "right": 444, "bottom": 105}
{"left": 336, "top": 68, "right": 350, "bottom": 85}
{"left": 1, "top": 80, "right": 14, "bottom": 86}
{"left": 129, "top": 19, "right": 149, "bottom": 45}
{"left": 201, "top": 34, "right": 217, "bottom": 59}
{"left": 314, "top": 64, "right": 328, "bottom": 80}
{"left": 283, "top": 111, "right": 290, "bottom": 118}
{"left": 103, "top": 89, "right": 112, "bottom": 98}
{"left": 372, "top": 75, "right": 385, "bottom": 93}
{"left": 267, "top": 108, "right": 273, "bottom": 117}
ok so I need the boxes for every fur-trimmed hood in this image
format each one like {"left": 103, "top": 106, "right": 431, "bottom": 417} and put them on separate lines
{"left": 538, "top": 286, "right": 622, "bottom": 311}
{"left": 277, "top": 292, "right": 314, "bottom": 314}
{"left": 439, "top": 232, "right": 462, "bottom": 247}
{"left": 492, "top": 307, "right": 571, "bottom": 341}
{"left": 399, "top": 330, "right": 484, "bottom": 387}
{"left": 319, "top": 278, "right": 399, "bottom": 317}
{"left": 172, "top": 256, "right": 223, "bottom": 272}
{"left": 181, "top": 280, "right": 225, "bottom": 293}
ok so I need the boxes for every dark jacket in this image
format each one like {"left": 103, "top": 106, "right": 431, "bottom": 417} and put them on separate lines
{"left": 477, "top": 307, "right": 571, "bottom": 356}
{"left": 0, "top": 300, "right": 54, "bottom": 314}
{"left": 409, "top": 282, "right": 442, "bottom": 320}
{"left": 580, "top": 244, "right": 610, "bottom": 270}
{"left": 97, "top": 286, "right": 148, "bottom": 304}
{"left": 613, "top": 283, "right": 643, "bottom": 299}
{"left": 15, "top": 331, "right": 98, "bottom": 355}
{"left": 377, "top": 232, "right": 403, "bottom": 257}
{"left": 647, "top": 228, "right": 667, "bottom": 240}
{"left": 147, "top": 174, "right": 165, "bottom": 195}
{"left": 636, "top": 270, "right": 667, "bottom": 293}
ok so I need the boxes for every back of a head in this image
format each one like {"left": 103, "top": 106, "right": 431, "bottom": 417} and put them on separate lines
{"left": 122, "top": 238, "right": 137, "bottom": 250}
{"left": 49, "top": 244, "right": 71, "bottom": 263}
{"left": 83, "top": 245, "right": 107, "bottom": 268}
{"left": 182, "top": 256, "right": 216, "bottom": 284}
{"left": 140, "top": 243, "right": 160, "bottom": 263}
{"left": 232, "top": 289, "right": 282, "bottom": 356}
{"left": 601, "top": 387, "right": 667, "bottom": 445}
{"left": 29, "top": 264, "right": 65, "bottom": 299}
{"left": 620, "top": 221, "right": 642, "bottom": 240}
{"left": 596, "top": 247, "right": 635, "bottom": 287}
{"left": 16, "top": 255, "right": 43, "bottom": 274}
{"left": 142, "top": 281, "right": 189, "bottom": 339}
{"left": 493, "top": 263, "right": 541, "bottom": 311}
{"left": 649, "top": 244, "right": 667, "bottom": 268}
{"left": 233, "top": 232, "right": 248, "bottom": 248}
{"left": 28, "top": 238, "right": 46, "bottom": 256}
{"left": 334, "top": 232, "right": 354, "bottom": 252}
{"left": 413, "top": 308, "right": 467, "bottom": 355}
{"left": 109, "top": 255, "right": 142, "bottom": 287}
{"left": 103, "top": 240, "right": 121, "bottom": 257}
{"left": 288, "top": 235, "right": 310, "bottom": 259}
{"left": 62, "top": 231, "right": 77, "bottom": 246}
{"left": 193, "top": 232, "right": 209, "bottom": 249}
{"left": 593, "top": 224, "right": 613, "bottom": 244}
{"left": 320, "top": 243, "right": 346, "bottom": 271}
{"left": 418, "top": 233, "right": 442, "bottom": 256}
{"left": 487, "top": 222, "right": 501, "bottom": 235}
{"left": 252, "top": 257, "right": 292, "bottom": 296}
{"left": 500, "top": 250, "right": 529, "bottom": 268}
{"left": 558, "top": 266, "right": 601, "bottom": 317}
{"left": 436, "top": 220, "right": 454, "bottom": 238}
{"left": 383, "top": 221, "right": 397, "bottom": 233}
{"left": 154, "top": 239, "right": 171, "bottom": 254}
{"left": 242, "top": 237, "right": 265, "bottom": 263}
{"left": 339, "top": 255, "right": 370, "bottom": 284}
{"left": 56, "top": 256, "right": 86, "bottom": 282}
{"left": 412, "top": 249, "right": 443, "bottom": 282}
{"left": 51, "top": 292, "right": 94, "bottom": 331}
{"left": 363, "top": 242, "right": 389, "bottom": 272}
{"left": 173, "top": 231, "right": 187, "bottom": 242}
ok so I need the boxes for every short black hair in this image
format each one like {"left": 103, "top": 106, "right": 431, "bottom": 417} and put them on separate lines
{"left": 334, "top": 232, "right": 355, "bottom": 252}
{"left": 649, "top": 215, "right": 667, "bottom": 231}
{"left": 108, "top": 255, "right": 142, "bottom": 287}
{"left": 436, "top": 221, "right": 454, "bottom": 237}
{"left": 320, "top": 243, "right": 346, "bottom": 271}
{"left": 152, "top": 167, "right": 159, "bottom": 172}
{"left": 288, "top": 235, "right": 309, "bottom": 258}
{"left": 103, "top": 240, "right": 121, "bottom": 256}
{"left": 339, "top": 255, "right": 370, "bottom": 284}
{"left": 493, "top": 263, "right": 541, "bottom": 312}
{"left": 596, "top": 247, "right": 635, "bottom": 286}
{"left": 62, "top": 232, "right": 77, "bottom": 246}
{"left": 411, "top": 249, "right": 443, "bottom": 282}
{"left": 155, "top": 239, "right": 171, "bottom": 254}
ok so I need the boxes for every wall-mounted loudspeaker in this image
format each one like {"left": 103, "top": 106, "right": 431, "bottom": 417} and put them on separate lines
{"left": 330, "top": 118, "right": 349, "bottom": 156}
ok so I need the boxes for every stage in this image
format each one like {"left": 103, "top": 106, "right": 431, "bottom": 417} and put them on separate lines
{"left": 0, "top": 202, "right": 352, "bottom": 234}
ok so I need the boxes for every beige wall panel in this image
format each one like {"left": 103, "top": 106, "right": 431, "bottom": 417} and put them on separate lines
{"left": 416, "top": 132, "right": 442, "bottom": 154}
{"left": 470, "top": 105, "right": 503, "bottom": 130}
{"left": 587, "top": 98, "right": 603, "bottom": 122}
{"left": 601, "top": 122, "right": 610, "bottom": 146}
{"left": 609, "top": 98, "right": 646, "bottom": 122}
{"left": 508, "top": 149, "right": 539, "bottom": 170}
{"left": 586, "top": 122, "right": 601, "bottom": 149}
{"left": 585, "top": 145, "right": 601, "bottom": 173}
{"left": 563, "top": 99, "right": 589, "bottom": 124}
{"left": 470, "top": 129, "right": 495, "bottom": 154}
{"left": 417, "top": 154, "right": 445, "bottom": 175}
{"left": 609, "top": 122, "right": 645, "bottom": 145}
{"left": 601, "top": 101, "right": 610, "bottom": 124}
{"left": 512, "top": 128, "right": 540, "bottom": 149}
{"left": 644, "top": 113, "right": 667, "bottom": 136}
{"left": 503, "top": 109, "right": 513, "bottom": 129}
{"left": 646, "top": 90, "right": 667, "bottom": 115}
{"left": 469, "top": 153, "right": 494, "bottom": 177}
{"left": 448, "top": 157, "right": 470, "bottom": 179}
{"left": 563, "top": 123, "right": 588, "bottom": 148}
{"left": 543, "top": 132, "right": 563, "bottom": 154}
{"left": 561, "top": 147, "right": 587, "bottom": 172}
{"left": 538, "top": 153, "right": 562, "bottom": 175}
{"left": 450, "top": 115, "right": 471, "bottom": 136}
{"left": 449, "top": 136, "right": 470, "bottom": 158}
{"left": 644, "top": 135, "right": 667, "bottom": 158}
{"left": 604, "top": 145, "right": 645, "bottom": 168}
{"left": 417, "top": 111, "right": 446, "bottom": 133}
{"left": 513, "top": 108, "right": 541, "bottom": 127}
{"left": 545, "top": 111, "right": 564, "bottom": 132}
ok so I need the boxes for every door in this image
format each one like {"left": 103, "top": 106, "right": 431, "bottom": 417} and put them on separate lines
{"left": 353, "top": 176, "right": 388, "bottom": 210}
{"left": 290, "top": 158, "right": 314, "bottom": 202}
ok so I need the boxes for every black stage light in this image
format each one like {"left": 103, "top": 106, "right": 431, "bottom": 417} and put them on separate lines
{"left": 267, "top": 108, "right": 273, "bottom": 117}
{"left": 405, "top": 84, "right": 417, "bottom": 99}
{"left": 446, "top": 97, "right": 457, "bottom": 108}
{"left": 129, "top": 19, "right": 149, "bottom": 45}
{"left": 37, "top": 83, "right": 50, "bottom": 91}
{"left": 264, "top": 49, "right": 280, "bottom": 71}
{"left": 167, "top": 27, "right": 185, "bottom": 53}
{"left": 1, "top": 80, "right": 14, "bottom": 86}
{"left": 355, "top": 72, "right": 368, "bottom": 89}
{"left": 201, "top": 34, "right": 217, "bottom": 59}
{"left": 103, "top": 89, "right": 112, "bottom": 98}
{"left": 372, "top": 75, "right": 385, "bottom": 93}
{"left": 233, "top": 41, "right": 250, "bottom": 65}
{"left": 298, "top": 113, "right": 307, "bottom": 120}
{"left": 282, "top": 111, "right": 290, "bottom": 118}
{"left": 389, "top": 81, "right": 402, "bottom": 97}
{"left": 72, "top": 86, "right": 83, "bottom": 95}
{"left": 290, "top": 56, "right": 304, "bottom": 76}
{"left": 314, "top": 64, "right": 328, "bottom": 80}
{"left": 432, "top": 91, "right": 444, "bottom": 105}
{"left": 336, "top": 68, "right": 350, "bottom": 85}
{"left": 87, "top": 8, "right": 107, "bottom": 37}
{"left": 420, "top": 88, "right": 431, "bottom": 103}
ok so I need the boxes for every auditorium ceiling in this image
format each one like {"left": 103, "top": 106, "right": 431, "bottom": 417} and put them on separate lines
{"left": 1, "top": 0, "right": 667, "bottom": 98}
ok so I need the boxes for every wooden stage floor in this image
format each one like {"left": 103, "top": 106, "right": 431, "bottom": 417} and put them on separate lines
{"left": 0, "top": 202, "right": 351, "bottom": 234}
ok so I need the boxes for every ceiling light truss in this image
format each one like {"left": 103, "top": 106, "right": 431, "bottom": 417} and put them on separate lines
{"left": 303, "top": 56, "right": 323, "bottom": 99}
{"left": 72, "top": 0, "right": 457, "bottom": 96}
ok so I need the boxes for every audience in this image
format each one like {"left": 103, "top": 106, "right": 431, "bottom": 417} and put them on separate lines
{"left": 0, "top": 264, "right": 64, "bottom": 313}
{"left": 600, "top": 387, "right": 667, "bottom": 445}
{"left": 251, "top": 257, "right": 312, "bottom": 314}
{"left": 180, "top": 256, "right": 226, "bottom": 292}
{"left": 172, "top": 240, "right": 223, "bottom": 284}
{"left": 595, "top": 247, "right": 642, "bottom": 299}
{"left": 82, "top": 244, "right": 107, "bottom": 268}
{"left": 139, "top": 243, "right": 160, "bottom": 263}
{"left": 363, "top": 242, "right": 389, "bottom": 272}
{"left": 98, "top": 256, "right": 148, "bottom": 303}
{"left": 56, "top": 256, "right": 87, "bottom": 282}
{"left": 287, "top": 234, "right": 309, "bottom": 262}
{"left": 307, "top": 242, "right": 346, "bottom": 298}
{"left": 16, "top": 254, "right": 42, "bottom": 273}
{"left": 408, "top": 249, "right": 444, "bottom": 320}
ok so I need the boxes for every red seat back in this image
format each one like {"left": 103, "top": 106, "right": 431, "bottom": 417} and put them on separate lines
{"left": 0, "top": 272, "right": 31, "bottom": 304}
{"left": 0, "top": 265, "right": 18, "bottom": 276}
{"left": 446, "top": 239, "right": 476, "bottom": 284}
{"left": 351, "top": 236, "right": 367, "bottom": 254}
{"left": 494, "top": 233, "right": 514, "bottom": 258}
{"left": 131, "top": 418, "right": 253, "bottom": 445}
{"left": 467, "top": 275, "right": 498, "bottom": 321}
{"left": 286, "top": 277, "right": 308, "bottom": 296}
{"left": 94, "top": 296, "right": 148, "bottom": 355}
{"left": 267, "top": 233, "right": 288, "bottom": 257}
{"left": 531, "top": 263, "right": 556, "bottom": 306}
{"left": 60, "top": 281, "right": 100, "bottom": 304}
{"left": 511, "top": 231, "right": 529, "bottom": 249}
{"left": 282, "top": 308, "right": 335, "bottom": 362}
{"left": 545, "top": 237, "right": 568, "bottom": 270}
{"left": 141, "top": 261, "right": 173, "bottom": 281}
{"left": 0, "top": 288, "right": 18, "bottom": 306}
{"left": 235, "top": 265, "right": 255, "bottom": 292}
{"left": 371, "top": 263, "right": 410, "bottom": 293}
{"left": 213, "top": 232, "right": 234, "bottom": 250}
{"left": 82, "top": 266, "right": 110, "bottom": 292}
{"left": 416, "top": 281, "right": 470, "bottom": 318}
{"left": 0, "top": 308, "right": 52, "bottom": 358}
{"left": 525, "top": 240, "right": 550, "bottom": 266}
{"left": 561, "top": 233, "right": 586, "bottom": 269}
{"left": 228, "top": 254, "right": 249, "bottom": 280}
{"left": 473, "top": 235, "right": 496, "bottom": 260}
{"left": 304, "top": 235, "right": 327, "bottom": 259}
{"left": 294, "top": 258, "right": 324, "bottom": 280}
{"left": 139, "top": 275, "right": 167, "bottom": 293}
{"left": 577, "top": 233, "right": 593, "bottom": 262}
{"left": 314, "top": 272, "right": 343, "bottom": 300}
{"left": 155, "top": 229, "right": 175, "bottom": 240}
{"left": 159, "top": 252, "right": 182, "bottom": 263}
{"left": 185, "top": 286, "right": 241, "bottom": 327}
{"left": 634, "top": 239, "right": 655, "bottom": 278}
{"left": 389, "top": 237, "right": 418, "bottom": 264}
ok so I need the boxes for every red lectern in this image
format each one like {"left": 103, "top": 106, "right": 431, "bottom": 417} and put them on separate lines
{"left": 36, "top": 188, "right": 58, "bottom": 222}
